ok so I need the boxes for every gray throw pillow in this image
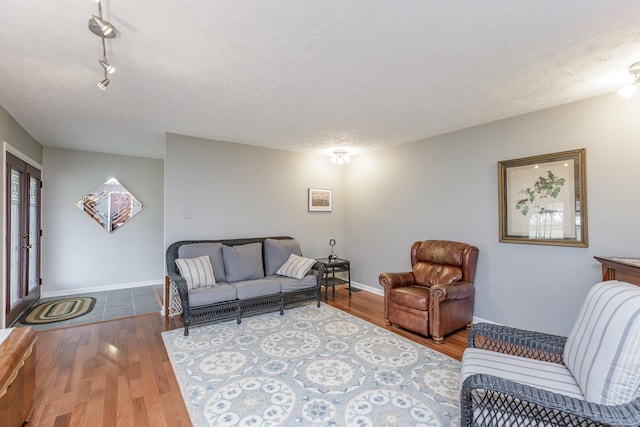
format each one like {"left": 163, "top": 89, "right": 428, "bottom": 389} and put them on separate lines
{"left": 264, "top": 238, "right": 302, "bottom": 276}
{"left": 222, "top": 243, "right": 265, "bottom": 283}
{"left": 178, "top": 242, "right": 226, "bottom": 282}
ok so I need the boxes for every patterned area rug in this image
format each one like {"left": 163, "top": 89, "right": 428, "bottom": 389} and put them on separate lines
{"left": 162, "top": 303, "right": 461, "bottom": 426}
{"left": 19, "top": 297, "right": 96, "bottom": 325}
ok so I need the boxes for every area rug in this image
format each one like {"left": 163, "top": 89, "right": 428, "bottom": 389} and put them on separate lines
{"left": 162, "top": 303, "right": 460, "bottom": 426}
{"left": 19, "top": 297, "right": 96, "bottom": 325}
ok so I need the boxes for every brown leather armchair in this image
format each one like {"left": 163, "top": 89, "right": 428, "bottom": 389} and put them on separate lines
{"left": 379, "top": 240, "right": 479, "bottom": 344}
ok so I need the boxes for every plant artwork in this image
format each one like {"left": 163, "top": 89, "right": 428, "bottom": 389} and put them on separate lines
{"left": 498, "top": 149, "right": 587, "bottom": 247}
{"left": 515, "top": 170, "right": 566, "bottom": 216}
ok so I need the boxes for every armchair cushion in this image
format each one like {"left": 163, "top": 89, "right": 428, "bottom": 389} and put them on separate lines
{"left": 390, "top": 286, "right": 429, "bottom": 310}
{"left": 412, "top": 263, "right": 461, "bottom": 287}
{"left": 563, "top": 280, "right": 640, "bottom": 405}
{"left": 461, "top": 347, "right": 585, "bottom": 400}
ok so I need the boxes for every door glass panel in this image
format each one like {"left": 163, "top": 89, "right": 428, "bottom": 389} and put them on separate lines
{"left": 28, "top": 176, "right": 39, "bottom": 292}
{"left": 10, "top": 168, "right": 22, "bottom": 307}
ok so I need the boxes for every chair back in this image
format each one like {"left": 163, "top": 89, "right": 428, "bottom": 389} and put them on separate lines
{"left": 563, "top": 280, "right": 640, "bottom": 405}
{"left": 410, "top": 240, "right": 478, "bottom": 286}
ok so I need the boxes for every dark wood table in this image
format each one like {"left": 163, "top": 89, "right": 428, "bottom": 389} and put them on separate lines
{"left": 594, "top": 256, "right": 640, "bottom": 286}
{"left": 315, "top": 258, "right": 351, "bottom": 301}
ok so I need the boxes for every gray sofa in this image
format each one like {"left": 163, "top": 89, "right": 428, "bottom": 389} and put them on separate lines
{"left": 166, "top": 236, "right": 324, "bottom": 335}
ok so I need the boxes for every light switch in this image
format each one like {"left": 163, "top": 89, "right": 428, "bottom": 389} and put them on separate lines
{"left": 184, "top": 208, "right": 192, "bottom": 219}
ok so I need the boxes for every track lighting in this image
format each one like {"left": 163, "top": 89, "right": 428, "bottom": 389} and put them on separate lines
{"left": 89, "top": 0, "right": 117, "bottom": 90}
{"left": 617, "top": 62, "right": 640, "bottom": 99}
{"left": 330, "top": 150, "right": 351, "bottom": 165}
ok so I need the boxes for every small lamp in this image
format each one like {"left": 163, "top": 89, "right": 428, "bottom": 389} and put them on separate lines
{"left": 328, "top": 238, "right": 337, "bottom": 261}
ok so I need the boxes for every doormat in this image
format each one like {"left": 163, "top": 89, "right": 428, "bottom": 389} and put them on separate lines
{"left": 19, "top": 297, "right": 96, "bottom": 325}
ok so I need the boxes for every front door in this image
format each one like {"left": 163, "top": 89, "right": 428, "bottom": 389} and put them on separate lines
{"left": 6, "top": 152, "right": 42, "bottom": 326}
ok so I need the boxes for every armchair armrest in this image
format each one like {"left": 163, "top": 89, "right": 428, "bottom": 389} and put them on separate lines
{"left": 379, "top": 272, "right": 415, "bottom": 289}
{"left": 430, "top": 280, "right": 473, "bottom": 301}
{"left": 468, "top": 323, "right": 566, "bottom": 363}
{"left": 461, "top": 373, "right": 640, "bottom": 427}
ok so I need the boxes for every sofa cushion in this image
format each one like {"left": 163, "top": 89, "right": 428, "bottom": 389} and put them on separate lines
{"left": 175, "top": 256, "right": 216, "bottom": 290}
{"left": 276, "top": 275, "right": 317, "bottom": 292}
{"left": 188, "top": 283, "right": 236, "bottom": 306}
{"left": 232, "top": 278, "right": 281, "bottom": 300}
{"left": 276, "top": 254, "right": 316, "bottom": 279}
{"left": 222, "top": 243, "right": 265, "bottom": 283}
{"left": 178, "top": 242, "right": 226, "bottom": 283}
{"left": 264, "top": 238, "right": 302, "bottom": 276}
{"left": 563, "top": 280, "right": 640, "bottom": 405}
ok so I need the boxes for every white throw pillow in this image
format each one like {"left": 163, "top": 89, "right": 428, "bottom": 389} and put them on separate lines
{"left": 276, "top": 254, "right": 316, "bottom": 280}
{"left": 175, "top": 256, "right": 216, "bottom": 290}
{"left": 563, "top": 280, "right": 640, "bottom": 405}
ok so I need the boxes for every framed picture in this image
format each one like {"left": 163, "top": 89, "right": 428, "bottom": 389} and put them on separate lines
{"left": 498, "top": 149, "right": 588, "bottom": 247}
{"left": 308, "top": 188, "right": 332, "bottom": 212}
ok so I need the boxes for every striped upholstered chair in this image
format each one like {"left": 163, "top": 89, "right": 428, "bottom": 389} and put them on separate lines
{"left": 460, "top": 280, "right": 640, "bottom": 426}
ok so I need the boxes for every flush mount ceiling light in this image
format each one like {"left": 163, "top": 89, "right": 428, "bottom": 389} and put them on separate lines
{"left": 330, "top": 150, "right": 351, "bottom": 165}
{"left": 617, "top": 61, "right": 640, "bottom": 99}
{"left": 88, "top": 0, "right": 117, "bottom": 90}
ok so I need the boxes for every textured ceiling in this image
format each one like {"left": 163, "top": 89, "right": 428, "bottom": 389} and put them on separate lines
{"left": 1, "top": 1, "right": 640, "bottom": 160}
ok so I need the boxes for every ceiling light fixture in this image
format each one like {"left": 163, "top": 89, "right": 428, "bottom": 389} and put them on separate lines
{"left": 88, "top": 0, "right": 117, "bottom": 90}
{"left": 330, "top": 150, "right": 351, "bottom": 165}
{"left": 617, "top": 61, "right": 640, "bottom": 99}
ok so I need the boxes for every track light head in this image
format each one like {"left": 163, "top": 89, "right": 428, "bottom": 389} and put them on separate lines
{"left": 89, "top": 15, "right": 117, "bottom": 38}
{"left": 97, "top": 78, "right": 110, "bottom": 90}
{"left": 99, "top": 59, "right": 115, "bottom": 74}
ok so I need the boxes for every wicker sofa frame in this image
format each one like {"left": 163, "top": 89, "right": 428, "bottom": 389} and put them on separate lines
{"left": 166, "top": 236, "right": 324, "bottom": 336}
{"left": 461, "top": 323, "right": 640, "bottom": 427}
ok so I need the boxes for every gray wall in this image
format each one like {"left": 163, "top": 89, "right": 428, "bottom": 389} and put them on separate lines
{"left": 42, "top": 147, "right": 164, "bottom": 296}
{"left": 165, "top": 133, "right": 344, "bottom": 259}
{"left": 0, "top": 105, "right": 43, "bottom": 164}
{"left": 344, "top": 93, "right": 640, "bottom": 335}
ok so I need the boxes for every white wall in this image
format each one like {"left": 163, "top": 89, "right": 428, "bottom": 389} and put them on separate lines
{"left": 344, "top": 93, "right": 640, "bottom": 336}
{"left": 165, "top": 133, "right": 344, "bottom": 259}
{"left": 41, "top": 147, "right": 164, "bottom": 296}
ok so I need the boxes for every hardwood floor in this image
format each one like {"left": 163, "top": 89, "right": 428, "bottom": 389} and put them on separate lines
{"left": 28, "top": 286, "right": 467, "bottom": 426}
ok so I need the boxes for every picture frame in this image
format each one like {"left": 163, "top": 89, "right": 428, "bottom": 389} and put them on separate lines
{"left": 498, "top": 149, "right": 588, "bottom": 247}
{"left": 308, "top": 188, "right": 332, "bottom": 212}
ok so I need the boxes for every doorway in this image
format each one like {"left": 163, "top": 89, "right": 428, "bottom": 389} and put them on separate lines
{"left": 6, "top": 152, "right": 42, "bottom": 326}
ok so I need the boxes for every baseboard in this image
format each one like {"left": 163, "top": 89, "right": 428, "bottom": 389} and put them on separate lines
{"left": 41, "top": 280, "right": 163, "bottom": 299}
{"left": 350, "top": 281, "right": 383, "bottom": 296}
{"left": 472, "top": 316, "right": 498, "bottom": 325}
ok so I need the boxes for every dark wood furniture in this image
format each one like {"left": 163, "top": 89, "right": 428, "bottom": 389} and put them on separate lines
{"left": 315, "top": 257, "right": 351, "bottom": 301}
{"left": 0, "top": 327, "right": 36, "bottom": 427}
{"left": 594, "top": 256, "right": 640, "bottom": 287}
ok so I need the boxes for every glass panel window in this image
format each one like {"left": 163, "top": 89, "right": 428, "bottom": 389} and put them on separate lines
{"left": 10, "top": 168, "right": 22, "bottom": 307}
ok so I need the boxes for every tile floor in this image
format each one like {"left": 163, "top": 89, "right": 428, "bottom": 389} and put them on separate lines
{"left": 14, "top": 285, "right": 162, "bottom": 331}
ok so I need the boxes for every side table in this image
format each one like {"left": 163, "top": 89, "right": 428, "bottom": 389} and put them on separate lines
{"left": 315, "top": 258, "right": 351, "bottom": 301}
{"left": 594, "top": 256, "right": 640, "bottom": 287}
